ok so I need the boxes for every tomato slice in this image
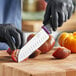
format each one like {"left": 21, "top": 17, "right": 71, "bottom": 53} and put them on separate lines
{"left": 7, "top": 48, "right": 28, "bottom": 62}
{"left": 52, "top": 47, "right": 71, "bottom": 59}
{"left": 11, "top": 49, "right": 28, "bottom": 62}
{"left": 11, "top": 49, "right": 19, "bottom": 62}
{"left": 7, "top": 48, "right": 13, "bottom": 55}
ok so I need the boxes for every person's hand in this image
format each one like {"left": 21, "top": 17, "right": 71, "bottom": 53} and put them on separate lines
{"left": 43, "top": 0, "right": 74, "bottom": 31}
{"left": 0, "top": 24, "right": 25, "bottom": 50}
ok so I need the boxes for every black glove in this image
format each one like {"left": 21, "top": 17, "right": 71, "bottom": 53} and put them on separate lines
{"left": 43, "top": 0, "right": 74, "bottom": 31}
{"left": 0, "top": 24, "right": 25, "bottom": 50}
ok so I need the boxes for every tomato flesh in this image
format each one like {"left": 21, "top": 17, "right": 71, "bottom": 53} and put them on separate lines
{"left": 11, "top": 49, "right": 19, "bottom": 62}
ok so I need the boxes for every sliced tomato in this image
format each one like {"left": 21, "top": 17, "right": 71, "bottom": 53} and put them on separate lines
{"left": 7, "top": 48, "right": 13, "bottom": 55}
{"left": 11, "top": 49, "right": 19, "bottom": 62}
{"left": 11, "top": 49, "right": 28, "bottom": 62}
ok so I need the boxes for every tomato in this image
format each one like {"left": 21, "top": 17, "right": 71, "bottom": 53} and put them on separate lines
{"left": 27, "top": 34, "right": 35, "bottom": 42}
{"left": 11, "top": 49, "right": 28, "bottom": 62}
{"left": 52, "top": 47, "right": 71, "bottom": 59}
{"left": 7, "top": 48, "right": 13, "bottom": 55}
{"left": 29, "top": 49, "right": 41, "bottom": 58}
{"left": 39, "top": 35, "right": 55, "bottom": 54}
{"left": 58, "top": 32, "right": 76, "bottom": 53}
{"left": 58, "top": 32, "right": 69, "bottom": 46}
{"left": 27, "top": 34, "right": 55, "bottom": 54}
{"left": 11, "top": 49, "right": 19, "bottom": 62}
{"left": 73, "top": 32, "right": 76, "bottom": 39}
{"left": 73, "top": 32, "right": 76, "bottom": 36}
{"left": 70, "top": 37, "right": 76, "bottom": 53}
{"left": 63, "top": 33, "right": 73, "bottom": 50}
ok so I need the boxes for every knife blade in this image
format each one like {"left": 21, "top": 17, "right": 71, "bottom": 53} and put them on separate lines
{"left": 18, "top": 24, "right": 52, "bottom": 62}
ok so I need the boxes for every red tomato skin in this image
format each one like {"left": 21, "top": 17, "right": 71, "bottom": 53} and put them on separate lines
{"left": 39, "top": 35, "right": 55, "bottom": 54}
{"left": 7, "top": 48, "right": 13, "bottom": 55}
{"left": 52, "top": 47, "right": 71, "bottom": 59}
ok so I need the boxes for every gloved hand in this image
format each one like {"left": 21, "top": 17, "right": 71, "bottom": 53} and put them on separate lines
{"left": 43, "top": 0, "right": 74, "bottom": 31}
{"left": 0, "top": 24, "right": 25, "bottom": 50}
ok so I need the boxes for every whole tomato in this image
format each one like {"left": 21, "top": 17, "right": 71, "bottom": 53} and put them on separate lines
{"left": 58, "top": 32, "right": 69, "bottom": 46}
{"left": 58, "top": 32, "right": 76, "bottom": 53}
{"left": 63, "top": 33, "right": 73, "bottom": 51}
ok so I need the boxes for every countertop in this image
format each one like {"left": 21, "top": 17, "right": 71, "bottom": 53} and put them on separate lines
{"left": 0, "top": 48, "right": 76, "bottom": 76}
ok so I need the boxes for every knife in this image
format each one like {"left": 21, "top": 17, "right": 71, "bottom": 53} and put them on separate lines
{"left": 18, "top": 24, "right": 52, "bottom": 62}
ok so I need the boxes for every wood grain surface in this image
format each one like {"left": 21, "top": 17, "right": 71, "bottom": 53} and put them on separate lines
{"left": 0, "top": 48, "right": 76, "bottom": 76}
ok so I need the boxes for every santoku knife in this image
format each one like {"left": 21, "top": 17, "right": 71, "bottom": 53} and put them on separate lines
{"left": 18, "top": 25, "right": 52, "bottom": 62}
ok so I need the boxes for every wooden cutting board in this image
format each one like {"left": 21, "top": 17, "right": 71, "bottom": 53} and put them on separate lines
{"left": 0, "top": 48, "right": 76, "bottom": 76}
